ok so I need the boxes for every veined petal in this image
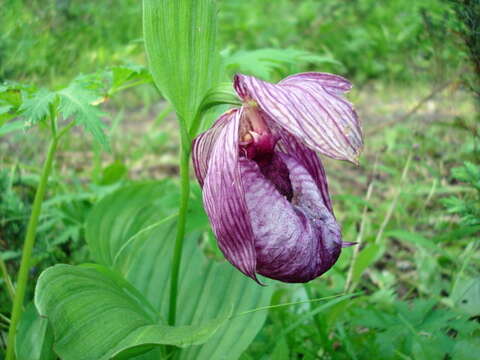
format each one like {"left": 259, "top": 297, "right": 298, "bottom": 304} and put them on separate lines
{"left": 240, "top": 155, "right": 342, "bottom": 283}
{"left": 281, "top": 153, "right": 343, "bottom": 275}
{"left": 240, "top": 157, "right": 315, "bottom": 282}
{"left": 234, "top": 73, "right": 363, "bottom": 163}
{"left": 202, "top": 108, "right": 259, "bottom": 281}
{"left": 192, "top": 109, "right": 237, "bottom": 187}
{"left": 273, "top": 123, "right": 333, "bottom": 213}
{"left": 280, "top": 72, "right": 352, "bottom": 93}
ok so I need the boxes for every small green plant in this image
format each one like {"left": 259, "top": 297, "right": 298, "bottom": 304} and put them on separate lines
{"left": 443, "top": 162, "right": 480, "bottom": 226}
{"left": 0, "top": 64, "right": 151, "bottom": 359}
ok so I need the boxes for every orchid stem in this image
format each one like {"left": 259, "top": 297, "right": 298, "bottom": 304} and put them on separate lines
{"left": 166, "top": 141, "right": 191, "bottom": 358}
{"left": 168, "top": 139, "right": 191, "bottom": 328}
{"left": 5, "top": 137, "right": 58, "bottom": 360}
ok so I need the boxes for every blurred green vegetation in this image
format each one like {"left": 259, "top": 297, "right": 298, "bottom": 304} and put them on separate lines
{"left": 0, "top": 0, "right": 467, "bottom": 85}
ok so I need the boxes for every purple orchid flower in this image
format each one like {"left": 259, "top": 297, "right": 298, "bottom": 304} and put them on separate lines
{"left": 192, "top": 73, "right": 363, "bottom": 283}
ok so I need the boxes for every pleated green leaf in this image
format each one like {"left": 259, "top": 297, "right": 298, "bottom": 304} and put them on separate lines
{"left": 34, "top": 264, "right": 229, "bottom": 360}
{"left": 86, "top": 182, "right": 274, "bottom": 360}
{"left": 85, "top": 180, "right": 180, "bottom": 267}
{"left": 143, "top": 0, "right": 221, "bottom": 128}
{"left": 15, "top": 303, "right": 55, "bottom": 360}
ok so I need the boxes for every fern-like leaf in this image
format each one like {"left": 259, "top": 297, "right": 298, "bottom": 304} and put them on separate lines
{"left": 58, "top": 83, "right": 108, "bottom": 148}
{"left": 18, "top": 88, "right": 56, "bottom": 126}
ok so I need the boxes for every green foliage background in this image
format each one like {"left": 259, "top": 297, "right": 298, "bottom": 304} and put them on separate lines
{"left": 0, "top": 0, "right": 466, "bottom": 85}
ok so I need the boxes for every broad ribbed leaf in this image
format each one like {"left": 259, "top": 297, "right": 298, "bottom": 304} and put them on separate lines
{"left": 15, "top": 303, "right": 55, "bottom": 360}
{"left": 121, "top": 231, "right": 273, "bottom": 360}
{"left": 85, "top": 181, "right": 180, "bottom": 267}
{"left": 143, "top": 0, "right": 221, "bottom": 128}
{"left": 34, "top": 264, "right": 228, "bottom": 360}
{"left": 86, "top": 182, "right": 274, "bottom": 360}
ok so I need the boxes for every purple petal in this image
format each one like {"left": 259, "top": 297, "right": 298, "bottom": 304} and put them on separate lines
{"left": 234, "top": 73, "right": 363, "bottom": 163}
{"left": 281, "top": 153, "right": 343, "bottom": 275}
{"left": 240, "top": 155, "right": 342, "bottom": 283}
{"left": 273, "top": 122, "right": 334, "bottom": 213}
{"left": 202, "top": 108, "right": 259, "bottom": 282}
{"left": 192, "top": 110, "right": 236, "bottom": 187}
{"left": 280, "top": 72, "right": 352, "bottom": 93}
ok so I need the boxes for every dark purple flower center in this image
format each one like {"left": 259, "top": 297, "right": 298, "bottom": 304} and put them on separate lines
{"left": 239, "top": 104, "right": 293, "bottom": 201}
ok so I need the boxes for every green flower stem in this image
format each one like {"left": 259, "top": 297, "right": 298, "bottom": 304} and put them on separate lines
{"left": 5, "top": 137, "right": 58, "bottom": 360}
{"left": 168, "top": 141, "right": 191, "bottom": 328}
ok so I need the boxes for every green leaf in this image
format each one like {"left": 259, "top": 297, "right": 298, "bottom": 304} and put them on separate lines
{"left": 0, "top": 105, "right": 12, "bottom": 115}
{"left": 223, "top": 48, "right": 340, "bottom": 80}
{"left": 0, "top": 83, "right": 24, "bottom": 125}
{"left": 35, "top": 264, "right": 228, "bottom": 360}
{"left": 85, "top": 181, "right": 179, "bottom": 267}
{"left": 58, "top": 83, "right": 108, "bottom": 148}
{"left": 86, "top": 182, "right": 274, "bottom": 360}
{"left": 0, "top": 82, "right": 27, "bottom": 114}
{"left": 15, "top": 303, "right": 55, "bottom": 360}
{"left": 143, "top": 0, "right": 221, "bottom": 128}
{"left": 452, "top": 277, "right": 480, "bottom": 316}
{"left": 174, "top": 240, "right": 273, "bottom": 360}
{"left": 270, "top": 336, "right": 289, "bottom": 360}
{"left": 98, "top": 160, "right": 128, "bottom": 185}
{"left": 18, "top": 88, "right": 56, "bottom": 125}
{"left": 351, "top": 243, "right": 385, "bottom": 285}
{"left": 0, "top": 120, "right": 24, "bottom": 137}
{"left": 109, "top": 64, "right": 152, "bottom": 95}
{"left": 198, "top": 82, "right": 241, "bottom": 110}
{"left": 191, "top": 82, "right": 241, "bottom": 137}
{"left": 453, "top": 339, "right": 480, "bottom": 360}
{"left": 386, "top": 230, "right": 452, "bottom": 259}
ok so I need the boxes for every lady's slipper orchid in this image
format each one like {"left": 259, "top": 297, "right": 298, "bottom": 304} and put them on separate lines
{"left": 192, "top": 73, "right": 363, "bottom": 283}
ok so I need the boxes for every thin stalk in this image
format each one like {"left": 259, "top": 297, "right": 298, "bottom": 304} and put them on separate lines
{"left": 345, "top": 155, "right": 379, "bottom": 293}
{"left": 56, "top": 121, "right": 76, "bottom": 140}
{"left": 168, "top": 143, "right": 191, "bottom": 326}
{"left": 0, "top": 252, "right": 15, "bottom": 302}
{"left": 344, "top": 181, "right": 375, "bottom": 292}
{"left": 374, "top": 153, "right": 412, "bottom": 245}
{"left": 5, "top": 137, "right": 58, "bottom": 359}
{"left": 235, "top": 293, "right": 360, "bottom": 318}
{"left": 165, "top": 142, "right": 191, "bottom": 359}
{"left": 303, "top": 284, "right": 331, "bottom": 352}
{"left": 109, "top": 79, "right": 151, "bottom": 96}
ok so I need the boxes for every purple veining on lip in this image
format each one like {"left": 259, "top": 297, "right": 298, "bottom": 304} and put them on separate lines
{"left": 192, "top": 72, "right": 363, "bottom": 283}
